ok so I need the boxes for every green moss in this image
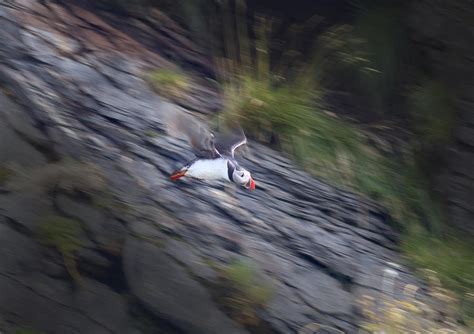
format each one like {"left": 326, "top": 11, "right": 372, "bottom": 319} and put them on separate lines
{"left": 38, "top": 215, "right": 83, "bottom": 282}
{"left": 147, "top": 68, "right": 190, "bottom": 99}
{"left": 218, "top": 260, "right": 273, "bottom": 326}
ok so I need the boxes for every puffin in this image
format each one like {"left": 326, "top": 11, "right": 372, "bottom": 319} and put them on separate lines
{"left": 168, "top": 113, "right": 256, "bottom": 190}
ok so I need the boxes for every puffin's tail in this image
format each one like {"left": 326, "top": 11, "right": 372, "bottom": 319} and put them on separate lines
{"left": 170, "top": 168, "right": 187, "bottom": 181}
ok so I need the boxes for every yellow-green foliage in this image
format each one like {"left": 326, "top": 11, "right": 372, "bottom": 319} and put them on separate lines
{"left": 147, "top": 68, "right": 190, "bottom": 99}
{"left": 38, "top": 215, "right": 83, "bottom": 282}
{"left": 358, "top": 271, "right": 471, "bottom": 333}
{"left": 218, "top": 260, "right": 273, "bottom": 326}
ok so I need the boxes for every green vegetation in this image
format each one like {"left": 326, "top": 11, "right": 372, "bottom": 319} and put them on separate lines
{"left": 217, "top": 260, "right": 273, "bottom": 326}
{"left": 38, "top": 215, "right": 83, "bottom": 282}
{"left": 147, "top": 68, "right": 190, "bottom": 99}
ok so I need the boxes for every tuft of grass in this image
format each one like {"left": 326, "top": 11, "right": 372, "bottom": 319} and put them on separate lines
{"left": 217, "top": 259, "right": 273, "bottom": 326}
{"left": 38, "top": 215, "right": 83, "bottom": 282}
{"left": 147, "top": 68, "right": 190, "bottom": 99}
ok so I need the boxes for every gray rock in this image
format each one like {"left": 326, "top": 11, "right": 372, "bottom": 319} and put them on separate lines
{"left": 123, "top": 236, "right": 248, "bottom": 334}
{"left": 0, "top": 222, "right": 128, "bottom": 334}
{"left": 55, "top": 194, "right": 126, "bottom": 252}
{"left": 0, "top": 93, "right": 47, "bottom": 168}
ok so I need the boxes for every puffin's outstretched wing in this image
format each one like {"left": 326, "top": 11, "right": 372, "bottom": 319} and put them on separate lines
{"left": 215, "top": 127, "right": 247, "bottom": 158}
{"left": 166, "top": 112, "right": 220, "bottom": 159}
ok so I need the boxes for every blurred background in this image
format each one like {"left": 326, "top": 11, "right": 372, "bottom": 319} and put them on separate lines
{"left": 0, "top": 0, "right": 473, "bottom": 333}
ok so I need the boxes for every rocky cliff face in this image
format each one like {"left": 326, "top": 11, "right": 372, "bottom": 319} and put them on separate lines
{"left": 0, "top": 1, "right": 426, "bottom": 333}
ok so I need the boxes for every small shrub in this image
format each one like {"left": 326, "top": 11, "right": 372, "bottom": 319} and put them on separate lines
{"left": 217, "top": 260, "right": 273, "bottom": 326}
{"left": 147, "top": 68, "right": 190, "bottom": 99}
{"left": 38, "top": 215, "right": 83, "bottom": 282}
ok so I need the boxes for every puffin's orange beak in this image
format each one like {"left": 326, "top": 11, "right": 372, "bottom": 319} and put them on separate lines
{"left": 248, "top": 177, "right": 256, "bottom": 191}
{"left": 170, "top": 170, "right": 186, "bottom": 181}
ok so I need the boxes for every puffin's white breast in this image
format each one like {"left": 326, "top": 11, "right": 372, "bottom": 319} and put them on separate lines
{"left": 186, "top": 158, "right": 229, "bottom": 181}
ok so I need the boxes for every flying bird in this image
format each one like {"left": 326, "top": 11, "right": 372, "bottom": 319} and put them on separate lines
{"left": 167, "top": 113, "right": 256, "bottom": 190}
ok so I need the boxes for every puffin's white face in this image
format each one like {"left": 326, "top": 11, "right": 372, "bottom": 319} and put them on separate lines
{"left": 232, "top": 169, "right": 256, "bottom": 190}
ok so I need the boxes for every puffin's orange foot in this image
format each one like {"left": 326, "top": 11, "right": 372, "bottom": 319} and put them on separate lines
{"left": 170, "top": 170, "right": 186, "bottom": 181}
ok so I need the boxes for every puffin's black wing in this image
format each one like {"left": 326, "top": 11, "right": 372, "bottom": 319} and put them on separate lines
{"left": 215, "top": 127, "right": 247, "bottom": 158}
{"left": 167, "top": 112, "right": 220, "bottom": 159}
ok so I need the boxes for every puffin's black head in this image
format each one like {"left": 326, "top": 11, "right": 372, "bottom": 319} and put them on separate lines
{"left": 227, "top": 161, "right": 255, "bottom": 190}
